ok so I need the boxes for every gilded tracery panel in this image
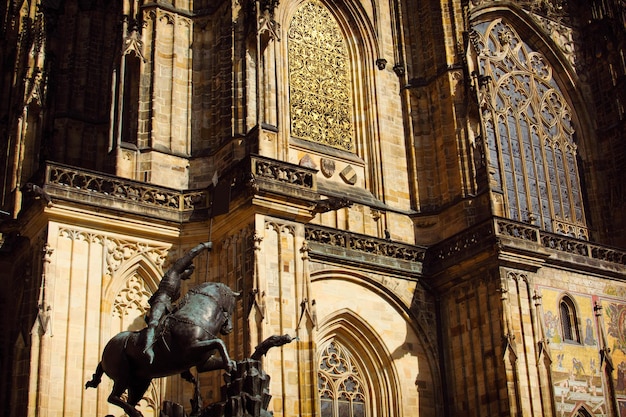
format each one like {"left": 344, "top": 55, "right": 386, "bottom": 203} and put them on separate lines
{"left": 288, "top": 0, "right": 354, "bottom": 151}
{"left": 472, "top": 20, "right": 587, "bottom": 238}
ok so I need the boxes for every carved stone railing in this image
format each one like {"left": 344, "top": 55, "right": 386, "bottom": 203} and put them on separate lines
{"left": 429, "top": 217, "right": 626, "bottom": 273}
{"left": 493, "top": 217, "right": 626, "bottom": 264}
{"left": 540, "top": 233, "right": 589, "bottom": 257}
{"left": 40, "top": 161, "right": 626, "bottom": 269}
{"left": 252, "top": 156, "right": 315, "bottom": 189}
{"left": 43, "top": 163, "right": 208, "bottom": 220}
{"left": 495, "top": 219, "right": 539, "bottom": 243}
{"left": 305, "top": 224, "right": 426, "bottom": 263}
{"left": 221, "top": 154, "right": 318, "bottom": 206}
{"left": 43, "top": 156, "right": 317, "bottom": 221}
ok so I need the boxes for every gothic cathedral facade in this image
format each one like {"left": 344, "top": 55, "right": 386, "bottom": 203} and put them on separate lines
{"left": 1, "top": 0, "right": 625, "bottom": 416}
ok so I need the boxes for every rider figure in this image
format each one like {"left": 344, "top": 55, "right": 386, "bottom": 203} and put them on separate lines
{"left": 143, "top": 242, "right": 212, "bottom": 363}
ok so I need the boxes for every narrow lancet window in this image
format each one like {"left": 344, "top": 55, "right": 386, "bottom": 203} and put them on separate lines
{"left": 559, "top": 296, "right": 580, "bottom": 343}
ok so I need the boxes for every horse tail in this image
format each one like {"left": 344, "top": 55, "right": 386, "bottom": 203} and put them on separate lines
{"left": 85, "top": 362, "right": 104, "bottom": 389}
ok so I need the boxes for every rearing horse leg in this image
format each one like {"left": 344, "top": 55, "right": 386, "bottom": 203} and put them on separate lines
{"left": 196, "top": 354, "right": 232, "bottom": 374}
{"left": 188, "top": 338, "right": 236, "bottom": 372}
{"left": 108, "top": 381, "right": 144, "bottom": 417}
{"left": 181, "top": 369, "right": 203, "bottom": 415}
{"left": 127, "top": 378, "right": 152, "bottom": 410}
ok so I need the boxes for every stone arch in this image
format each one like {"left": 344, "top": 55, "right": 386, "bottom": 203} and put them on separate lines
{"left": 469, "top": 5, "right": 580, "bottom": 93}
{"left": 558, "top": 292, "right": 582, "bottom": 344}
{"left": 573, "top": 403, "right": 594, "bottom": 417}
{"left": 311, "top": 270, "right": 441, "bottom": 416}
{"left": 278, "top": 0, "right": 381, "bottom": 62}
{"left": 316, "top": 309, "right": 401, "bottom": 417}
{"left": 102, "top": 254, "right": 161, "bottom": 330}
{"left": 99, "top": 253, "right": 163, "bottom": 417}
{"left": 312, "top": 269, "right": 438, "bottom": 360}
{"left": 105, "top": 253, "right": 162, "bottom": 302}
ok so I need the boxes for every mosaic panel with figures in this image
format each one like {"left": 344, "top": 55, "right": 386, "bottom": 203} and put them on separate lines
{"left": 538, "top": 284, "right": 626, "bottom": 416}
{"left": 603, "top": 285, "right": 626, "bottom": 416}
{"left": 539, "top": 288, "right": 607, "bottom": 416}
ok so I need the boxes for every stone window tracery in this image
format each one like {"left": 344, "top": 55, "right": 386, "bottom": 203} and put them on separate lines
{"left": 472, "top": 19, "right": 587, "bottom": 238}
{"left": 318, "top": 341, "right": 367, "bottom": 417}
{"left": 287, "top": 0, "right": 354, "bottom": 151}
{"left": 112, "top": 274, "right": 151, "bottom": 332}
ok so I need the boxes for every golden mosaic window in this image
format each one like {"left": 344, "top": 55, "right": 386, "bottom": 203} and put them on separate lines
{"left": 287, "top": 0, "right": 354, "bottom": 151}
{"left": 318, "top": 341, "right": 367, "bottom": 417}
{"left": 472, "top": 20, "right": 587, "bottom": 238}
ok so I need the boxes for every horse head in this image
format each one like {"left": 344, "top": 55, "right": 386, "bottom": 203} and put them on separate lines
{"left": 219, "top": 288, "right": 240, "bottom": 335}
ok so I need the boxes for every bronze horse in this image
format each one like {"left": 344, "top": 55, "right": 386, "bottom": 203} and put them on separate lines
{"left": 85, "top": 282, "right": 239, "bottom": 417}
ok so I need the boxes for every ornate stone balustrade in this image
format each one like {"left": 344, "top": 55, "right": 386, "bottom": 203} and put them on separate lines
{"left": 429, "top": 221, "right": 495, "bottom": 265}
{"left": 42, "top": 156, "right": 316, "bottom": 221}
{"left": 540, "top": 234, "right": 589, "bottom": 257}
{"left": 429, "top": 217, "right": 626, "bottom": 273}
{"left": 590, "top": 246, "right": 626, "bottom": 265}
{"left": 252, "top": 156, "right": 315, "bottom": 189}
{"left": 44, "top": 163, "right": 207, "bottom": 220}
{"left": 495, "top": 219, "right": 539, "bottom": 242}
{"left": 223, "top": 154, "right": 318, "bottom": 205}
{"left": 41, "top": 162, "right": 626, "bottom": 268}
{"left": 494, "top": 218, "right": 625, "bottom": 264}
{"left": 305, "top": 224, "right": 426, "bottom": 263}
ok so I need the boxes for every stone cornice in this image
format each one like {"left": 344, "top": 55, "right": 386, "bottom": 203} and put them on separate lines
{"left": 36, "top": 162, "right": 626, "bottom": 283}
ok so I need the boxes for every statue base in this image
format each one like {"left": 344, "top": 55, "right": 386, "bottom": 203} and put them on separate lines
{"left": 160, "top": 359, "right": 273, "bottom": 417}
{"left": 160, "top": 334, "right": 295, "bottom": 417}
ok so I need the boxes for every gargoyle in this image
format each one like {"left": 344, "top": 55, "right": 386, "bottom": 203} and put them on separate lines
{"left": 312, "top": 197, "right": 352, "bottom": 214}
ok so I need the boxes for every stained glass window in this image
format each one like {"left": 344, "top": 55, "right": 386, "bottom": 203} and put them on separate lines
{"left": 287, "top": 0, "right": 354, "bottom": 151}
{"left": 472, "top": 20, "right": 587, "bottom": 238}
{"left": 318, "top": 341, "right": 367, "bottom": 417}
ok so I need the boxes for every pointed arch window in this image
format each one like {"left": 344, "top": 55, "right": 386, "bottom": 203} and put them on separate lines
{"left": 472, "top": 19, "right": 587, "bottom": 239}
{"left": 121, "top": 53, "right": 141, "bottom": 145}
{"left": 318, "top": 341, "right": 367, "bottom": 417}
{"left": 559, "top": 295, "right": 580, "bottom": 343}
{"left": 287, "top": 0, "right": 354, "bottom": 152}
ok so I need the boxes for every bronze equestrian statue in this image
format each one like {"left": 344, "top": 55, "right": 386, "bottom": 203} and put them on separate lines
{"left": 144, "top": 241, "right": 212, "bottom": 363}
{"left": 85, "top": 243, "right": 239, "bottom": 417}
